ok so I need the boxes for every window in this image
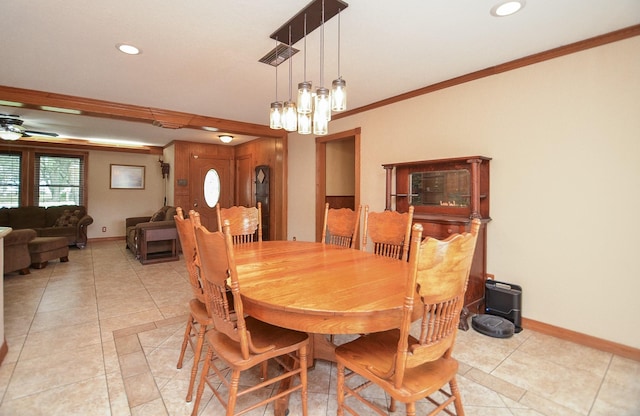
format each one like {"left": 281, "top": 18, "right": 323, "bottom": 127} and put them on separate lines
{"left": 0, "top": 152, "right": 21, "bottom": 208}
{"left": 35, "top": 154, "right": 85, "bottom": 207}
{"left": 0, "top": 149, "right": 87, "bottom": 208}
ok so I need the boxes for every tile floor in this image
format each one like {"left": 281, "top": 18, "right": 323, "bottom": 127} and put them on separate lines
{"left": 0, "top": 240, "right": 639, "bottom": 416}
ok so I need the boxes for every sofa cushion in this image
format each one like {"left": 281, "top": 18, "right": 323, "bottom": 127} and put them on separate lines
{"left": 8, "top": 206, "right": 47, "bottom": 229}
{"left": 54, "top": 209, "right": 81, "bottom": 227}
{"left": 0, "top": 209, "right": 9, "bottom": 227}
{"left": 164, "top": 206, "right": 177, "bottom": 221}
{"left": 45, "top": 205, "right": 87, "bottom": 227}
{"left": 150, "top": 209, "right": 165, "bottom": 222}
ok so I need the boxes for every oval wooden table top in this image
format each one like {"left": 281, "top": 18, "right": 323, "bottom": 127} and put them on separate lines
{"left": 233, "top": 240, "right": 410, "bottom": 335}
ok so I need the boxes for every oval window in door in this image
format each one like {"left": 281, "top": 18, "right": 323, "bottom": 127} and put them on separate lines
{"left": 203, "top": 169, "right": 221, "bottom": 208}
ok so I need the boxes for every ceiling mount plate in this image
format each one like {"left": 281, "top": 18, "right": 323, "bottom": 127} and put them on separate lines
{"left": 270, "top": 0, "right": 349, "bottom": 45}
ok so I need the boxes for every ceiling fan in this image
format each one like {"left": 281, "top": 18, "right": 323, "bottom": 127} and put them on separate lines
{"left": 0, "top": 114, "right": 59, "bottom": 141}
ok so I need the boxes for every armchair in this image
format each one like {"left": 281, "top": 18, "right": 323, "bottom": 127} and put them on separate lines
{"left": 125, "top": 206, "right": 179, "bottom": 260}
{"left": 3, "top": 228, "right": 37, "bottom": 275}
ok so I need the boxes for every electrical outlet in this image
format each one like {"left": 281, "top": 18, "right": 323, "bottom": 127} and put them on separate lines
{"left": 102, "top": 226, "right": 107, "bottom": 232}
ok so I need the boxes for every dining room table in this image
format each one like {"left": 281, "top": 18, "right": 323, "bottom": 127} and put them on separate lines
{"left": 233, "top": 239, "right": 413, "bottom": 359}
{"left": 232, "top": 239, "right": 413, "bottom": 415}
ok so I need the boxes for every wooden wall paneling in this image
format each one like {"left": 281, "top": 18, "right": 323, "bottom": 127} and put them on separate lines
{"left": 171, "top": 136, "right": 285, "bottom": 241}
{"left": 234, "top": 137, "right": 282, "bottom": 241}
{"left": 235, "top": 154, "right": 253, "bottom": 207}
{"left": 172, "top": 141, "right": 191, "bottom": 210}
{"left": 325, "top": 195, "right": 355, "bottom": 209}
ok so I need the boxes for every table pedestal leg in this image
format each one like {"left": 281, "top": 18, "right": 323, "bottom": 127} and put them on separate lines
{"left": 273, "top": 333, "right": 337, "bottom": 416}
{"left": 310, "top": 333, "right": 337, "bottom": 363}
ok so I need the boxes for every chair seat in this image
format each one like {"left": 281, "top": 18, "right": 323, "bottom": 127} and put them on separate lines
{"left": 208, "top": 316, "right": 308, "bottom": 370}
{"left": 336, "top": 329, "right": 459, "bottom": 403}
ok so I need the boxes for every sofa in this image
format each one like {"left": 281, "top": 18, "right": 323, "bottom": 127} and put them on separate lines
{"left": 0, "top": 205, "right": 94, "bottom": 248}
{"left": 3, "top": 228, "right": 37, "bottom": 275}
{"left": 126, "top": 206, "right": 179, "bottom": 260}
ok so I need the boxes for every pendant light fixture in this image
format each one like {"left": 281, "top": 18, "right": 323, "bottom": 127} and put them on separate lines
{"left": 331, "top": 7, "right": 347, "bottom": 112}
{"left": 282, "top": 26, "right": 298, "bottom": 132}
{"left": 313, "top": 0, "right": 331, "bottom": 135}
{"left": 269, "top": 39, "right": 283, "bottom": 130}
{"left": 264, "top": 0, "right": 349, "bottom": 135}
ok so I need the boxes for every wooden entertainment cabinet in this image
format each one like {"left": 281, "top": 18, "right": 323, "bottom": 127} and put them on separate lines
{"left": 383, "top": 156, "right": 491, "bottom": 329}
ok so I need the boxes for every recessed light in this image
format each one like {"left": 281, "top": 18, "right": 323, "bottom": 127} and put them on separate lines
{"left": 88, "top": 138, "right": 147, "bottom": 147}
{"left": 491, "top": 0, "right": 525, "bottom": 17}
{"left": 202, "top": 126, "right": 219, "bottom": 132}
{"left": 0, "top": 100, "right": 23, "bottom": 107}
{"left": 116, "top": 43, "right": 141, "bottom": 55}
{"left": 40, "top": 106, "right": 82, "bottom": 115}
{"left": 219, "top": 135, "right": 233, "bottom": 144}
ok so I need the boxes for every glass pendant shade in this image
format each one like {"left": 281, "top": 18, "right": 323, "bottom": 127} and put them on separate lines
{"left": 0, "top": 128, "right": 22, "bottom": 141}
{"left": 313, "top": 113, "right": 329, "bottom": 135}
{"left": 269, "top": 102, "right": 283, "bottom": 129}
{"left": 314, "top": 87, "right": 331, "bottom": 122}
{"left": 297, "top": 112, "right": 312, "bottom": 135}
{"left": 282, "top": 101, "right": 298, "bottom": 132}
{"left": 297, "top": 82, "right": 313, "bottom": 114}
{"left": 331, "top": 77, "right": 347, "bottom": 111}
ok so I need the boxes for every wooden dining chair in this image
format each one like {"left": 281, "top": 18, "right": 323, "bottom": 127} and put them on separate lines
{"left": 174, "top": 207, "right": 212, "bottom": 402}
{"left": 336, "top": 219, "right": 481, "bottom": 416}
{"left": 361, "top": 205, "right": 414, "bottom": 261}
{"left": 216, "top": 202, "right": 262, "bottom": 243}
{"left": 321, "top": 202, "right": 362, "bottom": 248}
{"left": 191, "top": 217, "right": 309, "bottom": 416}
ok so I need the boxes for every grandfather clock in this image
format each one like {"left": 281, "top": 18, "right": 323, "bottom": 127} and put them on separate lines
{"left": 255, "top": 165, "right": 270, "bottom": 241}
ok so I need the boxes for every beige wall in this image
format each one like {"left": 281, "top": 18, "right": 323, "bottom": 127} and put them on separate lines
{"left": 87, "top": 151, "right": 166, "bottom": 238}
{"left": 288, "top": 36, "right": 640, "bottom": 348}
{"left": 326, "top": 140, "right": 355, "bottom": 195}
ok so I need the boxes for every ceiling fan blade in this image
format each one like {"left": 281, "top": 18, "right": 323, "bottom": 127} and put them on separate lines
{"left": 23, "top": 130, "right": 59, "bottom": 137}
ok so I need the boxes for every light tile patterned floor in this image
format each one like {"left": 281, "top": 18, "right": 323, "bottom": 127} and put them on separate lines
{"left": 0, "top": 240, "right": 639, "bottom": 415}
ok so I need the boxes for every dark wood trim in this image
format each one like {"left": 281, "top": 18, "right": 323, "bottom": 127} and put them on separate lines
{"left": 0, "top": 339, "right": 8, "bottom": 366}
{"left": 334, "top": 24, "right": 640, "bottom": 121}
{"left": 0, "top": 85, "right": 280, "bottom": 139}
{"left": 88, "top": 236, "right": 126, "bottom": 243}
{"left": 523, "top": 317, "right": 640, "bottom": 362}
{"left": 2, "top": 25, "right": 637, "bottom": 148}
{"left": 325, "top": 195, "right": 355, "bottom": 210}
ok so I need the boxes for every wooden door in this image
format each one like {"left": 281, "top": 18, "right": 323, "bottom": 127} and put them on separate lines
{"left": 189, "top": 156, "right": 232, "bottom": 231}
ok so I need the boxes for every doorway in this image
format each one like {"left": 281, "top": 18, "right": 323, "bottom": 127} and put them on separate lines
{"left": 315, "top": 128, "right": 361, "bottom": 243}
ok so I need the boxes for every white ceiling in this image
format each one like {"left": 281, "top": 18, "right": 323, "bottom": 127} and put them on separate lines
{"left": 1, "top": 0, "right": 639, "bottom": 147}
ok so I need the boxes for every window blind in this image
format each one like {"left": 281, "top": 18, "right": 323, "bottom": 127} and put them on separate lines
{"left": 0, "top": 152, "right": 22, "bottom": 208}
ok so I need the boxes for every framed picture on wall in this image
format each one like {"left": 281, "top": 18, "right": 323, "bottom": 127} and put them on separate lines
{"left": 110, "top": 164, "right": 145, "bottom": 189}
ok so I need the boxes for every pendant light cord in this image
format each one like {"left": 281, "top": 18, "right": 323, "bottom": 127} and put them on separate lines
{"left": 303, "top": 14, "right": 307, "bottom": 81}
{"left": 337, "top": 8, "right": 341, "bottom": 78}
{"left": 320, "top": 0, "right": 325, "bottom": 87}
{"left": 288, "top": 26, "right": 293, "bottom": 100}
{"left": 274, "top": 38, "right": 279, "bottom": 101}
